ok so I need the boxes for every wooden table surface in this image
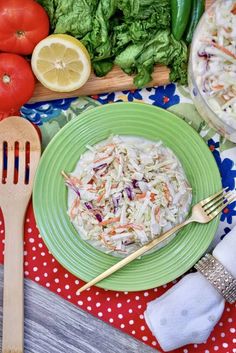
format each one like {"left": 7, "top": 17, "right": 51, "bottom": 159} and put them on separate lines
{"left": 0, "top": 266, "right": 158, "bottom": 353}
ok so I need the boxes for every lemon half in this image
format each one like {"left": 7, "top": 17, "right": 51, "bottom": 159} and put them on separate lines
{"left": 31, "top": 34, "right": 91, "bottom": 92}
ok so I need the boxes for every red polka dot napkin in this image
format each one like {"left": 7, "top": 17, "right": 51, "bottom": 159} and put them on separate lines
{"left": 0, "top": 204, "right": 235, "bottom": 353}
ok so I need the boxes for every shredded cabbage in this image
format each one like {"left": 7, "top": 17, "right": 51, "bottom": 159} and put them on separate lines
{"left": 194, "top": 0, "right": 236, "bottom": 123}
{"left": 65, "top": 136, "right": 192, "bottom": 256}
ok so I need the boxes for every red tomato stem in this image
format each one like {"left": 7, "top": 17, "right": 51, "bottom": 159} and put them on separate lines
{"left": 2, "top": 74, "right": 11, "bottom": 84}
{"left": 16, "top": 30, "right": 25, "bottom": 38}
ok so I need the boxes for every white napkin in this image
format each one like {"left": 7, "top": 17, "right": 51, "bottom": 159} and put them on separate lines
{"left": 144, "top": 226, "right": 236, "bottom": 352}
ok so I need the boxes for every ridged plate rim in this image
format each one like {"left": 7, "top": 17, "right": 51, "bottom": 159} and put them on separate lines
{"left": 33, "top": 102, "right": 221, "bottom": 291}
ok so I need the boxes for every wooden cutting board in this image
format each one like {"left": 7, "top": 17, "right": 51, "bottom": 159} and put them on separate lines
{"left": 30, "top": 0, "right": 212, "bottom": 103}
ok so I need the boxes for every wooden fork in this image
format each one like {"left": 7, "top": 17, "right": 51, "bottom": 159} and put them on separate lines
{"left": 0, "top": 117, "right": 41, "bottom": 353}
{"left": 77, "top": 188, "right": 236, "bottom": 294}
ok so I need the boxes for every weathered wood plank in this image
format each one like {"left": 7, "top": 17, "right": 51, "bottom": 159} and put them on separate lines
{"left": 0, "top": 266, "right": 158, "bottom": 353}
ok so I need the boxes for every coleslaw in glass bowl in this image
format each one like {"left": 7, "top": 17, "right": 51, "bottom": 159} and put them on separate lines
{"left": 189, "top": 0, "right": 236, "bottom": 141}
{"left": 64, "top": 135, "right": 192, "bottom": 257}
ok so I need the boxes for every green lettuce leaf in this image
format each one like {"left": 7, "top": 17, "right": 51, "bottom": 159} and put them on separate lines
{"left": 115, "top": 30, "right": 188, "bottom": 87}
{"left": 93, "top": 61, "right": 114, "bottom": 76}
{"left": 37, "top": 0, "right": 188, "bottom": 87}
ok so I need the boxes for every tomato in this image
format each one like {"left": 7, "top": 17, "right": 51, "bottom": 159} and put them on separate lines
{"left": 0, "top": 53, "right": 35, "bottom": 112}
{"left": 0, "top": 0, "right": 49, "bottom": 55}
{"left": 0, "top": 108, "right": 20, "bottom": 121}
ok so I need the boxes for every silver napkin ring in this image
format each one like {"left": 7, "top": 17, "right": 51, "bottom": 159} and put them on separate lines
{"left": 195, "top": 253, "right": 236, "bottom": 304}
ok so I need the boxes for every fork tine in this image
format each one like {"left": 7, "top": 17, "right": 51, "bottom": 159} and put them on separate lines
{"left": 204, "top": 190, "right": 233, "bottom": 212}
{"left": 208, "top": 195, "right": 236, "bottom": 219}
{"left": 200, "top": 187, "right": 228, "bottom": 206}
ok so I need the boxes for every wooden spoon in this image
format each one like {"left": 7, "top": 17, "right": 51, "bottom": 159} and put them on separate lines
{"left": 0, "top": 117, "right": 41, "bottom": 353}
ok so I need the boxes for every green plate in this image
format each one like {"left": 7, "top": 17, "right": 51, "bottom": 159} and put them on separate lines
{"left": 33, "top": 102, "right": 221, "bottom": 291}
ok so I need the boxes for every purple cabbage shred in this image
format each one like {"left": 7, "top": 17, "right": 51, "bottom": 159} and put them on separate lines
{"left": 112, "top": 194, "right": 121, "bottom": 213}
{"left": 123, "top": 240, "right": 135, "bottom": 246}
{"left": 132, "top": 178, "right": 147, "bottom": 188}
{"left": 93, "top": 163, "right": 107, "bottom": 172}
{"left": 66, "top": 181, "right": 80, "bottom": 197}
{"left": 95, "top": 213, "right": 103, "bottom": 222}
{"left": 132, "top": 179, "right": 139, "bottom": 188}
{"left": 125, "top": 186, "right": 133, "bottom": 200}
{"left": 197, "top": 50, "right": 208, "bottom": 58}
{"left": 85, "top": 202, "right": 93, "bottom": 210}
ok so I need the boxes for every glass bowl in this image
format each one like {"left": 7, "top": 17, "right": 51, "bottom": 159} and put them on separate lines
{"left": 188, "top": 0, "right": 236, "bottom": 142}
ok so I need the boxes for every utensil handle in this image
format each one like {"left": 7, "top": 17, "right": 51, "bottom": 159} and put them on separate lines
{"left": 2, "top": 208, "right": 25, "bottom": 353}
{"left": 77, "top": 219, "right": 192, "bottom": 294}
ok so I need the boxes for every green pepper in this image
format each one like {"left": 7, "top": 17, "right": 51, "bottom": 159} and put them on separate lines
{"left": 171, "top": 0, "right": 192, "bottom": 41}
{"left": 185, "top": 0, "right": 205, "bottom": 44}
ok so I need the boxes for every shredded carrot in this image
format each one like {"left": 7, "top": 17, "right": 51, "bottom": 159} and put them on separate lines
{"left": 100, "top": 217, "right": 120, "bottom": 226}
{"left": 136, "top": 192, "right": 146, "bottom": 200}
{"left": 96, "top": 182, "right": 105, "bottom": 190}
{"left": 213, "top": 42, "right": 236, "bottom": 59}
{"left": 108, "top": 229, "right": 116, "bottom": 236}
{"left": 69, "top": 197, "right": 80, "bottom": 220}
{"left": 62, "top": 171, "right": 82, "bottom": 186}
{"left": 115, "top": 224, "right": 132, "bottom": 230}
{"left": 150, "top": 192, "right": 156, "bottom": 202}
{"left": 94, "top": 155, "right": 110, "bottom": 164}
{"left": 97, "top": 192, "right": 105, "bottom": 203}
{"left": 115, "top": 223, "right": 143, "bottom": 231}
{"left": 212, "top": 84, "right": 224, "bottom": 90}
{"left": 100, "top": 144, "right": 115, "bottom": 152}
{"left": 163, "top": 183, "right": 172, "bottom": 204}
{"left": 70, "top": 176, "right": 82, "bottom": 185}
{"left": 100, "top": 234, "right": 116, "bottom": 250}
{"left": 155, "top": 206, "right": 160, "bottom": 222}
{"left": 94, "top": 145, "right": 116, "bottom": 163}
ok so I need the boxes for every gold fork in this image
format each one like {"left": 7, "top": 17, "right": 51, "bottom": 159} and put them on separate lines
{"left": 77, "top": 188, "right": 236, "bottom": 294}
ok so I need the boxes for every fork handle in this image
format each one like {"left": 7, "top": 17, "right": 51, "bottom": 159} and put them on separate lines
{"left": 77, "top": 218, "right": 192, "bottom": 294}
{"left": 2, "top": 207, "right": 25, "bottom": 353}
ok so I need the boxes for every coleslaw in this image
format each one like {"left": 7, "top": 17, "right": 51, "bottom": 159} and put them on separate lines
{"left": 193, "top": 0, "right": 236, "bottom": 127}
{"left": 64, "top": 136, "right": 192, "bottom": 256}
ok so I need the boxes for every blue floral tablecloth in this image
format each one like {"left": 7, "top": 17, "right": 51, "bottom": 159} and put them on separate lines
{"left": 21, "top": 83, "right": 236, "bottom": 249}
